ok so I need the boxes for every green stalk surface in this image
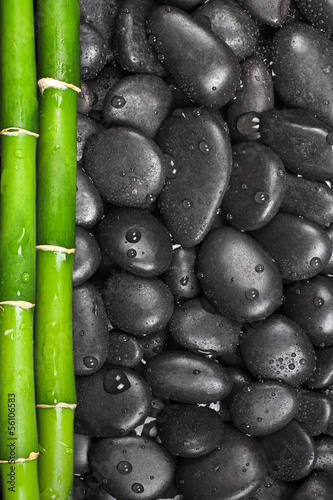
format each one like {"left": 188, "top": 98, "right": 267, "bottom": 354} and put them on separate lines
{"left": 0, "top": 0, "right": 40, "bottom": 498}
{"left": 35, "top": 1, "right": 80, "bottom": 498}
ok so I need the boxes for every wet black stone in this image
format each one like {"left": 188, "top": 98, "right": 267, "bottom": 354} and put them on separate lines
{"left": 106, "top": 331, "right": 143, "bottom": 368}
{"left": 222, "top": 142, "right": 286, "bottom": 231}
{"left": 230, "top": 380, "right": 297, "bottom": 436}
{"left": 149, "top": 6, "right": 240, "bottom": 108}
{"left": 80, "top": 22, "right": 107, "bottom": 80}
{"left": 103, "top": 269, "right": 174, "bottom": 336}
{"left": 103, "top": 74, "right": 173, "bottom": 138}
{"left": 157, "top": 404, "right": 224, "bottom": 457}
{"left": 295, "top": 388, "right": 333, "bottom": 436}
{"left": 168, "top": 297, "right": 241, "bottom": 359}
{"left": 143, "top": 350, "right": 231, "bottom": 404}
{"left": 97, "top": 208, "right": 173, "bottom": 277}
{"left": 88, "top": 435, "right": 176, "bottom": 500}
{"left": 239, "top": 314, "right": 316, "bottom": 387}
{"left": 176, "top": 425, "right": 268, "bottom": 500}
{"left": 260, "top": 108, "right": 333, "bottom": 184}
{"left": 115, "top": 0, "right": 167, "bottom": 76}
{"left": 282, "top": 276, "right": 333, "bottom": 346}
{"left": 259, "top": 420, "right": 316, "bottom": 481}
{"left": 280, "top": 174, "right": 333, "bottom": 228}
{"left": 272, "top": 23, "right": 333, "bottom": 128}
{"left": 84, "top": 127, "right": 166, "bottom": 208}
{"left": 73, "top": 226, "right": 101, "bottom": 286}
{"left": 162, "top": 246, "right": 201, "bottom": 300}
{"left": 251, "top": 212, "right": 332, "bottom": 281}
{"left": 192, "top": 0, "right": 259, "bottom": 61}
{"left": 198, "top": 226, "right": 283, "bottom": 323}
{"left": 73, "top": 282, "right": 109, "bottom": 376}
{"left": 76, "top": 163, "right": 104, "bottom": 230}
{"left": 156, "top": 108, "right": 232, "bottom": 247}
{"left": 75, "top": 366, "right": 151, "bottom": 437}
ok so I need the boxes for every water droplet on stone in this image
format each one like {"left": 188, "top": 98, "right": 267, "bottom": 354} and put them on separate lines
{"left": 277, "top": 169, "right": 285, "bottom": 177}
{"left": 245, "top": 288, "right": 259, "bottom": 301}
{"left": 198, "top": 141, "right": 210, "bottom": 155}
{"left": 111, "top": 95, "right": 126, "bottom": 108}
{"left": 132, "top": 483, "right": 144, "bottom": 493}
{"left": 126, "top": 228, "right": 141, "bottom": 243}
{"left": 83, "top": 356, "right": 98, "bottom": 368}
{"left": 314, "top": 296, "right": 325, "bottom": 307}
{"left": 127, "top": 248, "right": 137, "bottom": 258}
{"left": 179, "top": 276, "right": 189, "bottom": 286}
{"left": 310, "top": 257, "right": 321, "bottom": 268}
{"left": 182, "top": 199, "right": 192, "bottom": 209}
{"left": 255, "top": 264, "right": 264, "bottom": 273}
{"left": 117, "top": 461, "right": 132, "bottom": 475}
{"left": 104, "top": 369, "right": 131, "bottom": 394}
{"left": 254, "top": 191, "right": 269, "bottom": 204}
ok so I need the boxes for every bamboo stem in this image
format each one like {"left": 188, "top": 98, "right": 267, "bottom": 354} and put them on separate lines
{"left": 35, "top": 1, "right": 81, "bottom": 498}
{"left": 0, "top": 0, "right": 40, "bottom": 497}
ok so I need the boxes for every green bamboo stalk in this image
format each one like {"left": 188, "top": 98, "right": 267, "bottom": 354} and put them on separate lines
{"left": 0, "top": 0, "right": 40, "bottom": 498}
{"left": 34, "top": 1, "right": 81, "bottom": 498}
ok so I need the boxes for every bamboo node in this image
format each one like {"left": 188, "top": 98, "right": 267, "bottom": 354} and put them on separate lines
{"left": 0, "top": 127, "right": 39, "bottom": 138}
{"left": 36, "top": 403, "right": 77, "bottom": 410}
{"left": 36, "top": 245, "right": 75, "bottom": 254}
{"left": 0, "top": 452, "right": 39, "bottom": 464}
{"left": 0, "top": 301, "right": 35, "bottom": 309}
{"left": 38, "top": 77, "right": 81, "bottom": 94}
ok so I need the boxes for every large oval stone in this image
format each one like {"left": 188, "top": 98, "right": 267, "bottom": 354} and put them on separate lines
{"left": 149, "top": 6, "right": 240, "bottom": 108}
{"left": 198, "top": 226, "right": 283, "bottom": 322}
{"left": 143, "top": 351, "right": 231, "bottom": 404}
{"left": 156, "top": 108, "right": 232, "bottom": 246}
{"left": 272, "top": 23, "right": 333, "bottom": 128}
{"left": 176, "top": 425, "right": 268, "bottom": 500}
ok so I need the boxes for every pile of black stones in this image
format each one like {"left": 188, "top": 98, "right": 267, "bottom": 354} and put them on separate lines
{"left": 72, "top": 0, "right": 333, "bottom": 498}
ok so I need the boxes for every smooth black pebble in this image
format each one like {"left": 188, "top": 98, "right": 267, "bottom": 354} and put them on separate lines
{"left": 88, "top": 435, "right": 175, "bottom": 500}
{"left": 80, "top": 22, "right": 107, "bottom": 80}
{"left": 239, "top": 314, "right": 316, "bottom": 387}
{"left": 192, "top": 0, "right": 259, "bottom": 61}
{"left": 76, "top": 163, "right": 104, "bottom": 230}
{"left": 176, "top": 425, "right": 268, "bottom": 500}
{"left": 272, "top": 23, "right": 333, "bottom": 128}
{"left": 97, "top": 208, "right": 173, "bottom": 277}
{"left": 115, "top": 0, "right": 167, "bottom": 76}
{"left": 222, "top": 141, "right": 286, "bottom": 230}
{"left": 75, "top": 366, "right": 151, "bottom": 437}
{"left": 157, "top": 404, "right": 224, "bottom": 457}
{"left": 73, "top": 282, "right": 109, "bottom": 376}
{"left": 230, "top": 380, "right": 297, "bottom": 436}
{"left": 168, "top": 297, "right": 241, "bottom": 359}
{"left": 259, "top": 419, "right": 316, "bottom": 481}
{"left": 282, "top": 276, "right": 333, "bottom": 346}
{"left": 106, "top": 331, "right": 143, "bottom": 368}
{"left": 149, "top": 6, "right": 241, "bottom": 108}
{"left": 198, "top": 226, "right": 283, "bottom": 322}
{"left": 162, "top": 246, "right": 201, "bottom": 300}
{"left": 143, "top": 350, "right": 232, "bottom": 404}
{"left": 103, "top": 74, "right": 173, "bottom": 138}
{"left": 295, "top": 388, "right": 333, "bottom": 436}
{"left": 84, "top": 127, "right": 166, "bottom": 208}
{"left": 73, "top": 226, "right": 101, "bottom": 286}
{"left": 251, "top": 212, "right": 332, "bottom": 281}
{"left": 103, "top": 269, "right": 174, "bottom": 336}
{"left": 156, "top": 107, "right": 232, "bottom": 247}
{"left": 260, "top": 108, "right": 333, "bottom": 184}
